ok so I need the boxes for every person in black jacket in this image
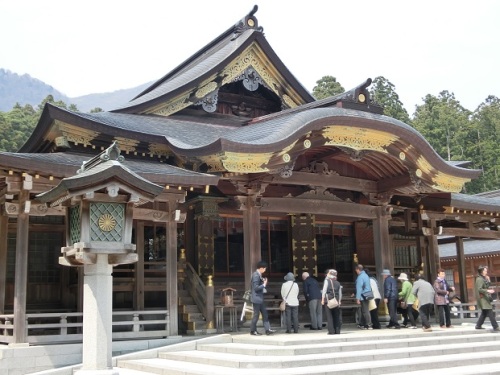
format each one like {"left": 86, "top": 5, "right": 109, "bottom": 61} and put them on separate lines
{"left": 382, "top": 269, "right": 400, "bottom": 329}
{"left": 302, "top": 272, "right": 323, "bottom": 330}
{"left": 249, "top": 260, "right": 276, "bottom": 336}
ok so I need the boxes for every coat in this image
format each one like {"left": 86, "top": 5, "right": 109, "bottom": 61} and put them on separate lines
{"left": 251, "top": 270, "right": 266, "bottom": 304}
{"left": 433, "top": 277, "right": 451, "bottom": 305}
{"left": 281, "top": 281, "right": 299, "bottom": 306}
{"left": 412, "top": 279, "right": 435, "bottom": 306}
{"left": 303, "top": 276, "right": 322, "bottom": 302}
{"left": 475, "top": 275, "right": 493, "bottom": 310}
{"left": 399, "top": 280, "right": 415, "bottom": 304}
{"left": 383, "top": 276, "right": 398, "bottom": 300}
{"left": 355, "top": 270, "right": 371, "bottom": 300}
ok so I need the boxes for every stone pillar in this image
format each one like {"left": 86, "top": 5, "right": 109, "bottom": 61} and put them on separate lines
{"left": 76, "top": 254, "right": 117, "bottom": 375}
{"left": 166, "top": 217, "right": 178, "bottom": 336}
{"left": 13, "top": 189, "right": 29, "bottom": 344}
{"left": 0, "top": 214, "right": 7, "bottom": 314}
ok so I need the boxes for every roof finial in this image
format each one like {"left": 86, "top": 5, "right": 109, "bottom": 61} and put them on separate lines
{"left": 232, "top": 5, "right": 263, "bottom": 40}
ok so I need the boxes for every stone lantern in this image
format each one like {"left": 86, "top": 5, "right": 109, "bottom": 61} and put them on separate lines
{"left": 37, "top": 142, "right": 164, "bottom": 374}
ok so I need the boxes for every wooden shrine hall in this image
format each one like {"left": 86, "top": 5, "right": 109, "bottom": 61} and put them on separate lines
{"left": 1, "top": 5, "right": 500, "bottom": 344}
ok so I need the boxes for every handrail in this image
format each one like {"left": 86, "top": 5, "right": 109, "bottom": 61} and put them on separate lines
{"left": 184, "top": 262, "right": 207, "bottom": 318}
{"left": 0, "top": 310, "right": 169, "bottom": 345}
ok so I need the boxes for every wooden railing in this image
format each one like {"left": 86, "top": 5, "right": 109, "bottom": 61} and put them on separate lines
{"left": 450, "top": 301, "right": 500, "bottom": 320}
{"left": 184, "top": 262, "right": 207, "bottom": 317}
{"left": 0, "top": 310, "right": 169, "bottom": 345}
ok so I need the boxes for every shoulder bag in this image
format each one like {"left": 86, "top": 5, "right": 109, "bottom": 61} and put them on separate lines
{"left": 280, "top": 282, "right": 294, "bottom": 311}
{"left": 327, "top": 280, "right": 339, "bottom": 309}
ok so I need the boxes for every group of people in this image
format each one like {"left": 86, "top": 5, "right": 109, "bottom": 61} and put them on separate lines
{"left": 249, "top": 260, "right": 499, "bottom": 336}
{"left": 249, "top": 260, "right": 344, "bottom": 335}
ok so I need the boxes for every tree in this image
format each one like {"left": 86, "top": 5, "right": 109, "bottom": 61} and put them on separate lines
{"left": 312, "top": 76, "right": 344, "bottom": 100}
{"left": 369, "top": 76, "right": 411, "bottom": 124}
{"left": 412, "top": 91, "right": 472, "bottom": 162}
{"left": 465, "top": 95, "right": 500, "bottom": 193}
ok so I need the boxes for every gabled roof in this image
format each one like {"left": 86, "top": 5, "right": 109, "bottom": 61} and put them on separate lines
{"left": 111, "top": 5, "right": 314, "bottom": 115}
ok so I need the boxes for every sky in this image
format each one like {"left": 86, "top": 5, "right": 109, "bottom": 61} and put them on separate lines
{"left": 1, "top": 0, "right": 499, "bottom": 114}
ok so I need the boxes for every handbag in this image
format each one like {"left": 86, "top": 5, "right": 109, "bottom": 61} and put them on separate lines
{"left": 327, "top": 279, "right": 339, "bottom": 309}
{"left": 280, "top": 282, "right": 295, "bottom": 311}
{"left": 368, "top": 298, "right": 377, "bottom": 311}
{"left": 242, "top": 289, "right": 252, "bottom": 304}
{"left": 361, "top": 290, "right": 374, "bottom": 300}
{"left": 412, "top": 297, "right": 419, "bottom": 311}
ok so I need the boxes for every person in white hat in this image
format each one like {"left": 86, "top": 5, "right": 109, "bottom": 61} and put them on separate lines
{"left": 398, "top": 272, "right": 418, "bottom": 328}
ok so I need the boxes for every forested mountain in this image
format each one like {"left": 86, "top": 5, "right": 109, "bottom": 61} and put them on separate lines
{"left": 0, "top": 68, "right": 151, "bottom": 112}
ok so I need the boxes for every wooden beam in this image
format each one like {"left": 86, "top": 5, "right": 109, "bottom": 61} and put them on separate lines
{"left": 440, "top": 227, "right": 500, "bottom": 239}
{"left": 377, "top": 174, "right": 413, "bottom": 192}
{"left": 268, "top": 171, "right": 378, "bottom": 193}
{"left": 260, "top": 197, "right": 379, "bottom": 219}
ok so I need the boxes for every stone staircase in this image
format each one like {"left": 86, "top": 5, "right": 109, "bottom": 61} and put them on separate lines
{"left": 115, "top": 324, "right": 500, "bottom": 374}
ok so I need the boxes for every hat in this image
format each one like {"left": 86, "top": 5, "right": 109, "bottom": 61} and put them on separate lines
{"left": 327, "top": 269, "right": 337, "bottom": 279}
{"left": 398, "top": 272, "right": 408, "bottom": 281}
{"left": 381, "top": 269, "right": 391, "bottom": 276}
{"left": 284, "top": 272, "right": 295, "bottom": 281}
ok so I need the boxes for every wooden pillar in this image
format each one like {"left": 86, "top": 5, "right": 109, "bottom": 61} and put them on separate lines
{"left": 166, "top": 216, "right": 178, "bottom": 336}
{"left": 135, "top": 221, "right": 145, "bottom": 310}
{"left": 427, "top": 219, "right": 440, "bottom": 280}
{"left": 456, "top": 237, "right": 468, "bottom": 302}
{"left": 13, "top": 189, "right": 29, "bottom": 344}
{"left": 0, "top": 214, "right": 8, "bottom": 314}
{"left": 291, "top": 214, "right": 316, "bottom": 276}
{"left": 373, "top": 206, "right": 393, "bottom": 278}
{"left": 243, "top": 195, "right": 261, "bottom": 289}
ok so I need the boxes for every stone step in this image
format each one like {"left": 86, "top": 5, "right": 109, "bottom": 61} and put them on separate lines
{"left": 197, "top": 332, "right": 499, "bottom": 355}
{"left": 116, "top": 325, "right": 500, "bottom": 374}
{"left": 158, "top": 339, "right": 500, "bottom": 368}
{"left": 119, "top": 351, "right": 500, "bottom": 375}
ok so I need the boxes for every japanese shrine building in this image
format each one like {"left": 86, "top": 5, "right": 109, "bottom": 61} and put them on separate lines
{"left": 1, "top": 6, "right": 500, "bottom": 343}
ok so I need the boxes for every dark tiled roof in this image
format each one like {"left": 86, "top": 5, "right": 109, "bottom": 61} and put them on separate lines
{"left": 112, "top": 7, "right": 313, "bottom": 113}
{"left": 0, "top": 152, "right": 218, "bottom": 186}
{"left": 440, "top": 239, "right": 500, "bottom": 258}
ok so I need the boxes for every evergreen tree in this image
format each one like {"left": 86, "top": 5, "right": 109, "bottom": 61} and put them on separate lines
{"left": 369, "top": 76, "right": 411, "bottom": 124}
{"left": 312, "top": 76, "right": 344, "bottom": 99}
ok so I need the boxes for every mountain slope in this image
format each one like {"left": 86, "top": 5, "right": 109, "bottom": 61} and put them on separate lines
{"left": 0, "top": 68, "right": 152, "bottom": 112}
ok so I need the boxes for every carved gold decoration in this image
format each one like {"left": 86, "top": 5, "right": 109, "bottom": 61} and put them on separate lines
{"left": 221, "top": 45, "right": 303, "bottom": 108}
{"left": 195, "top": 82, "right": 217, "bottom": 99}
{"left": 220, "top": 151, "right": 272, "bottom": 173}
{"left": 399, "top": 152, "right": 405, "bottom": 160}
{"left": 415, "top": 156, "right": 470, "bottom": 192}
{"left": 282, "top": 153, "right": 291, "bottom": 162}
{"left": 322, "top": 126, "right": 398, "bottom": 152}
{"left": 114, "top": 137, "right": 139, "bottom": 154}
{"left": 282, "top": 94, "right": 297, "bottom": 108}
{"left": 151, "top": 94, "right": 191, "bottom": 116}
{"left": 98, "top": 214, "right": 117, "bottom": 232}
{"left": 358, "top": 93, "right": 366, "bottom": 103}
{"left": 304, "top": 139, "right": 311, "bottom": 148}
{"left": 431, "top": 173, "right": 470, "bottom": 193}
{"left": 55, "top": 121, "right": 99, "bottom": 147}
{"left": 415, "top": 169, "right": 422, "bottom": 177}
{"left": 149, "top": 143, "right": 171, "bottom": 158}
